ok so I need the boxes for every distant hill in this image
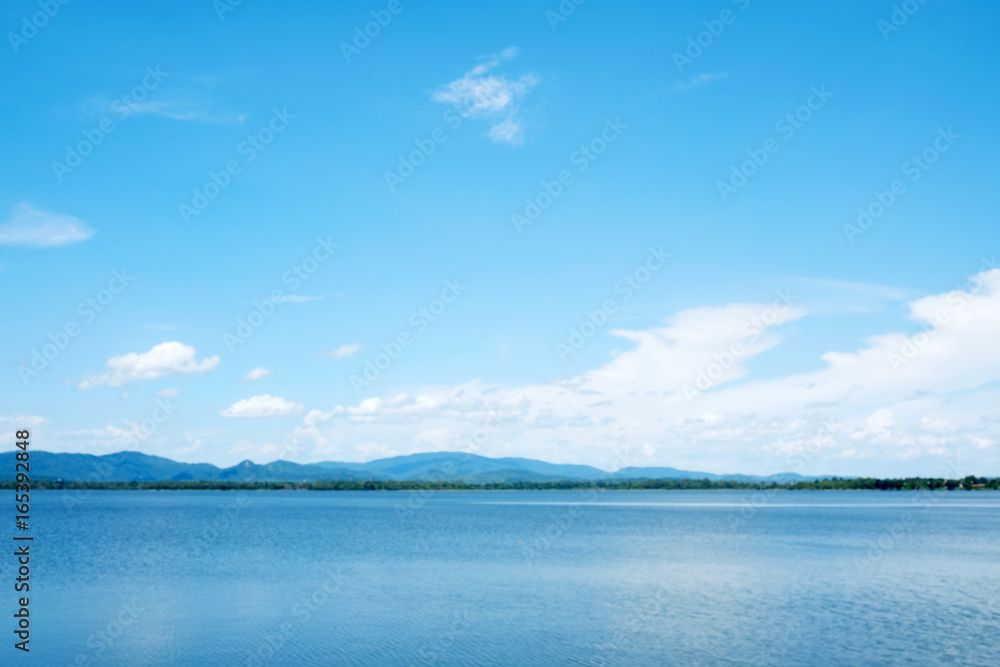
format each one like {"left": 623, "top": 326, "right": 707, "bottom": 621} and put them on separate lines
{"left": 314, "top": 452, "right": 610, "bottom": 482}
{"left": 1, "top": 450, "right": 822, "bottom": 484}
{"left": 610, "top": 466, "right": 813, "bottom": 484}
{"left": 315, "top": 453, "right": 818, "bottom": 483}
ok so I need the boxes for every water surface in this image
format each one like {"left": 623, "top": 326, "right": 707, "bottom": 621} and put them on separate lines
{"left": 29, "top": 490, "right": 1000, "bottom": 665}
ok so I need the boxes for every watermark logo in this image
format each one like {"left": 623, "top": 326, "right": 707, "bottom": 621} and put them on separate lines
{"left": 7, "top": 0, "right": 71, "bottom": 53}
{"left": 512, "top": 116, "right": 627, "bottom": 233}
{"left": 179, "top": 108, "right": 295, "bottom": 223}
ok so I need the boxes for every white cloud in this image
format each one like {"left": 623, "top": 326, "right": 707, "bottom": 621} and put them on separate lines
{"left": 78, "top": 342, "right": 220, "bottom": 388}
{"left": 156, "top": 388, "right": 180, "bottom": 397}
{"left": 273, "top": 295, "right": 323, "bottom": 303}
{"left": 785, "top": 277, "right": 914, "bottom": 315}
{"left": 0, "top": 204, "right": 94, "bottom": 247}
{"left": 81, "top": 73, "right": 247, "bottom": 125}
{"left": 124, "top": 101, "right": 201, "bottom": 121}
{"left": 115, "top": 101, "right": 245, "bottom": 124}
{"left": 303, "top": 406, "right": 343, "bottom": 426}
{"left": 666, "top": 72, "right": 728, "bottom": 94}
{"left": 288, "top": 269, "right": 1000, "bottom": 475}
{"left": 355, "top": 441, "right": 400, "bottom": 459}
{"left": 0, "top": 415, "right": 45, "bottom": 426}
{"left": 412, "top": 426, "right": 456, "bottom": 447}
{"left": 221, "top": 395, "right": 304, "bottom": 418}
{"left": 432, "top": 47, "right": 538, "bottom": 145}
{"left": 242, "top": 367, "right": 272, "bottom": 382}
{"left": 487, "top": 118, "right": 525, "bottom": 144}
{"left": 57, "top": 424, "right": 138, "bottom": 445}
{"left": 323, "top": 343, "right": 361, "bottom": 359}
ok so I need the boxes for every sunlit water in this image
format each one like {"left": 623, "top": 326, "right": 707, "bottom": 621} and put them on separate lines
{"left": 27, "top": 490, "right": 1000, "bottom": 665}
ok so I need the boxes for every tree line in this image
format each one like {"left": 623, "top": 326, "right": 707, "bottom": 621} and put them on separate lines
{"left": 3, "top": 475, "right": 997, "bottom": 492}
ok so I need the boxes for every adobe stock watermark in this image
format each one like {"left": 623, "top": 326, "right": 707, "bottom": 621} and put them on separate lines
{"left": 843, "top": 127, "right": 958, "bottom": 244}
{"left": 932, "top": 587, "right": 1000, "bottom": 667}
{"left": 395, "top": 408, "right": 510, "bottom": 524}
{"left": 384, "top": 121, "right": 455, "bottom": 193}
{"left": 594, "top": 578, "right": 673, "bottom": 655}
{"left": 52, "top": 66, "right": 169, "bottom": 182}
{"left": 750, "top": 617, "right": 802, "bottom": 666}
{"left": 7, "top": 0, "right": 71, "bottom": 53}
{"left": 63, "top": 400, "right": 182, "bottom": 488}
{"left": 122, "top": 397, "right": 180, "bottom": 444}
{"left": 727, "top": 419, "right": 837, "bottom": 532}
{"left": 71, "top": 597, "right": 147, "bottom": 666}
{"left": 350, "top": 279, "right": 467, "bottom": 394}
{"left": 671, "top": 0, "right": 752, "bottom": 72}
{"left": 853, "top": 459, "right": 966, "bottom": 574}
{"left": 878, "top": 0, "right": 930, "bottom": 40}
{"left": 189, "top": 439, "right": 302, "bottom": 558}
{"left": 62, "top": 457, "right": 129, "bottom": 510}
{"left": 511, "top": 116, "right": 627, "bottom": 233}
{"left": 178, "top": 107, "right": 295, "bottom": 223}
{"left": 545, "top": 0, "right": 587, "bottom": 31}
{"left": 213, "top": 0, "right": 245, "bottom": 21}
{"left": 555, "top": 246, "right": 670, "bottom": 362}
{"left": 384, "top": 82, "right": 525, "bottom": 192}
{"left": 17, "top": 269, "right": 134, "bottom": 385}
{"left": 339, "top": 0, "right": 404, "bottom": 63}
{"left": 520, "top": 446, "right": 634, "bottom": 564}
{"left": 716, "top": 85, "right": 833, "bottom": 202}
{"left": 244, "top": 567, "right": 347, "bottom": 666}
{"left": 417, "top": 610, "right": 473, "bottom": 665}
{"left": 224, "top": 236, "right": 338, "bottom": 352}
{"left": 682, "top": 289, "right": 797, "bottom": 402}
{"left": 886, "top": 257, "right": 998, "bottom": 371}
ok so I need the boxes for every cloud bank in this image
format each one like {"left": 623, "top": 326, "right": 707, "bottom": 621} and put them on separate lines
{"left": 288, "top": 268, "right": 1000, "bottom": 475}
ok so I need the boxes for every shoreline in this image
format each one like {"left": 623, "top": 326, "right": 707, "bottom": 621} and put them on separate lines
{"left": 5, "top": 478, "right": 998, "bottom": 492}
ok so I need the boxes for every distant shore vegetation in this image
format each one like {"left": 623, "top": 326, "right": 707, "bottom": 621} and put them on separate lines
{"left": 4, "top": 476, "right": 998, "bottom": 491}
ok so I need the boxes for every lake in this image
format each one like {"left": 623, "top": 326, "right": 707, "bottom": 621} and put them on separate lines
{"left": 29, "top": 490, "right": 1000, "bottom": 665}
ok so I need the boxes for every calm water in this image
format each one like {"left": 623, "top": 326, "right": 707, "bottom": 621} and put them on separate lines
{"left": 24, "top": 490, "right": 1000, "bottom": 665}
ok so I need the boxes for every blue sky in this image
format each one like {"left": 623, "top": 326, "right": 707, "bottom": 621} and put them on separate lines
{"left": 2, "top": 0, "right": 998, "bottom": 476}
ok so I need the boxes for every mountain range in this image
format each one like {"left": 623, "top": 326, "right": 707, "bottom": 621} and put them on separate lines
{"left": 3, "top": 450, "right": 822, "bottom": 484}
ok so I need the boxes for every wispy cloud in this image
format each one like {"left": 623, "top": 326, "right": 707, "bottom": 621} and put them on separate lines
{"left": 0, "top": 204, "right": 94, "bottom": 247}
{"left": 117, "top": 100, "right": 246, "bottom": 124}
{"left": 242, "top": 367, "right": 271, "bottom": 383}
{"left": 323, "top": 343, "right": 361, "bottom": 359}
{"left": 81, "top": 73, "right": 247, "bottom": 125}
{"left": 487, "top": 118, "right": 525, "bottom": 144}
{"left": 273, "top": 294, "right": 324, "bottom": 304}
{"left": 665, "top": 72, "right": 728, "bottom": 94}
{"left": 432, "top": 46, "right": 538, "bottom": 145}
{"left": 78, "top": 342, "right": 220, "bottom": 389}
{"left": 792, "top": 277, "right": 913, "bottom": 301}
{"left": 0, "top": 415, "right": 45, "bottom": 426}
{"left": 787, "top": 277, "right": 916, "bottom": 315}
